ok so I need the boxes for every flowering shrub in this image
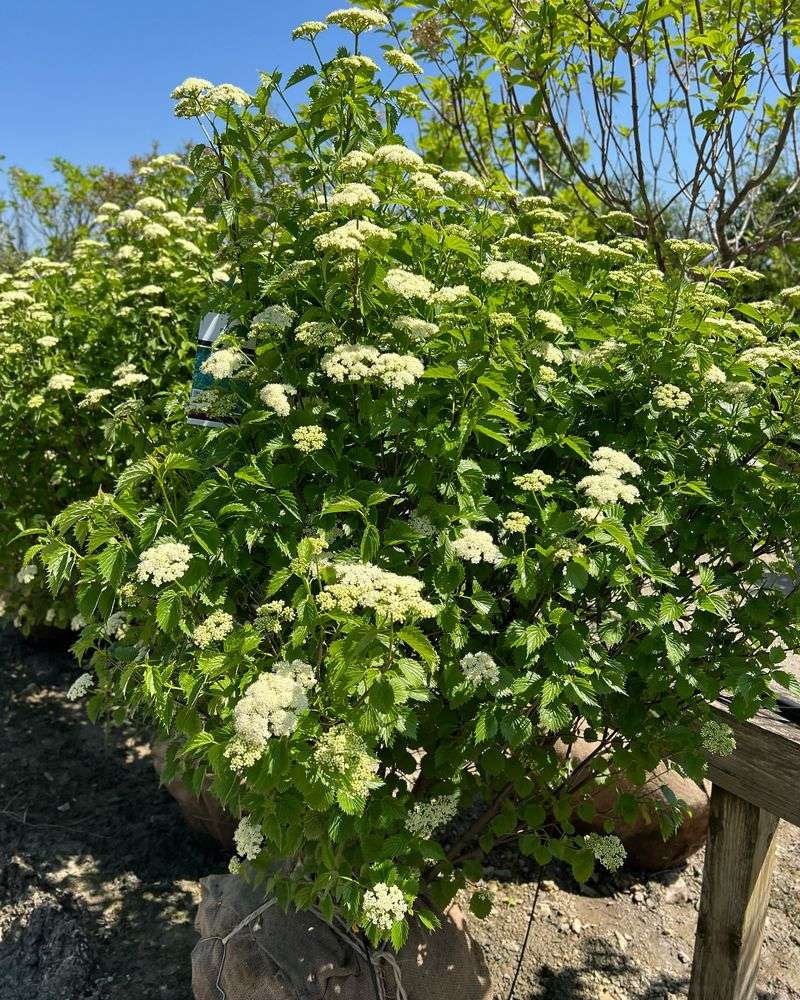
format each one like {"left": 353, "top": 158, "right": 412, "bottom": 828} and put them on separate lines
{"left": 41, "top": 13, "right": 800, "bottom": 948}
{"left": 0, "top": 155, "right": 223, "bottom": 629}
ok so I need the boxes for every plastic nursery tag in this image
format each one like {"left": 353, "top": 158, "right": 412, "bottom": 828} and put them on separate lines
{"left": 187, "top": 312, "right": 253, "bottom": 429}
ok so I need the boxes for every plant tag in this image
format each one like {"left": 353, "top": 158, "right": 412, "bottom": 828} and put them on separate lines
{"left": 187, "top": 312, "right": 253, "bottom": 428}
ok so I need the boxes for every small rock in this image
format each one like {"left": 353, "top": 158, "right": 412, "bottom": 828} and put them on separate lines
{"left": 664, "top": 883, "right": 691, "bottom": 904}
{"left": 677, "top": 950, "right": 690, "bottom": 965}
{"left": 571, "top": 918, "right": 584, "bottom": 935}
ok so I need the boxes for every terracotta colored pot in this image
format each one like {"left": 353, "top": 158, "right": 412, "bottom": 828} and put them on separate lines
{"left": 560, "top": 737, "right": 710, "bottom": 870}
{"left": 151, "top": 740, "right": 236, "bottom": 851}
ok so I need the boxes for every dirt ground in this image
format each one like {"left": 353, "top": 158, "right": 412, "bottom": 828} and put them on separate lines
{"left": 1, "top": 627, "right": 798, "bottom": 1000}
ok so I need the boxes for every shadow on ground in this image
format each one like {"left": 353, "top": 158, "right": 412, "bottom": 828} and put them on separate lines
{"left": 0, "top": 628, "right": 226, "bottom": 1000}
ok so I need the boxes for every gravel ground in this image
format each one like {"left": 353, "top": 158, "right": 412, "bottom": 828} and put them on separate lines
{"left": 1, "top": 627, "right": 798, "bottom": 1000}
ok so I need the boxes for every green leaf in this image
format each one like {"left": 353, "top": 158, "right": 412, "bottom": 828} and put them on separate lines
{"left": 397, "top": 626, "right": 437, "bottom": 666}
{"left": 97, "top": 543, "right": 126, "bottom": 588}
{"left": 369, "top": 676, "right": 395, "bottom": 711}
{"left": 469, "top": 891, "right": 493, "bottom": 919}
{"left": 286, "top": 63, "right": 317, "bottom": 88}
{"left": 539, "top": 702, "right": 572, "bottom": 733}
{"left": 115, "top": 458, "right": 154, "bottom": 494}
{"left": 156, "top": 590, "right": 183, "bottom": 632}
{"left": 360, "top": 523, "right": 380, "bottom": 561}
{"left": 570, "top": 848, "right": 595, "bottom": 884}
{"left": 322, "top": 496, "right": 364, "bottom": 515}
{"left": 501, "top": 715, "right": 533, "bottom": 747}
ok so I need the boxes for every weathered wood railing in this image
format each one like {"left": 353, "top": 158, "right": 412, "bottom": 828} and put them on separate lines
{"left": 688, "top": 694, "right": 800, "bottom": 1000}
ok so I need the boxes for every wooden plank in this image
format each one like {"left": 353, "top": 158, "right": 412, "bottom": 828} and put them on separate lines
{"left": 688, "top": 785, "right": 780, "bottom": 1000}
{"left": 707, "top": 695, "right": 800, "bottom": 826}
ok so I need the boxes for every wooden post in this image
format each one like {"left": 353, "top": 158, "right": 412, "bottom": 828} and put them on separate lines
{"left": 688, "top": 784, "right": 780, "bottom": 1000}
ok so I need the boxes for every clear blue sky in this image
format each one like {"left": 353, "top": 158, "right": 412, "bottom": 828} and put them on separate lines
{"left": 4, "top": 0, "right": 386, "bottom": 180}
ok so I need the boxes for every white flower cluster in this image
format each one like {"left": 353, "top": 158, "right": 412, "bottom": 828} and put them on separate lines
{"left": 326, "top": 7, "right": 388, "bottom": 32}
{"left": 201, "top": 348, "right": 246, "bottom": 380}
{"left": 452, "top": 528, "right": 502, "bottom": 565}
{"left": 409, "top": 513, "right": 436, "bottom": 536}
{"left": 78, "top": 387, "right": 112, "bottom": 408}
{"left": 514, "top": 470, "right": 553, "bottom": 493}
{"left": 405, "top": 792, "right": 459, "bottom": 838}
{"left": 502, "top": 511, "right": 531, "bottom": 534}
{"left": 589, "top": 447, "right": 641, "bottom": 478}
{"left": 362, "top": 883, "right": 408, "bottom": 932}
{"left": 335, "top": 151, "right": 370, "bottom": 177}
{"left": 293, "top": 425, "right": 327, "bottom": 453}
{"left": 385, "top": 48, "right": 423, "bottom": 75}
{"left": 482, "top": 260, "right": 541, "bottom": 287}
{"left": 48, "top": 373, "right": 75, "bottom": 391}
{"left": 171, "top": 77, "right": 250, "bottom": 117}
{"left": 411, "top": 172, "right": 444, "bottom": 196}
{"left": 313, "top": 726, "right": 380, "bottom": 801}
{"left": 664, "top": 238, "right": 715, "bottom": 262}
{"left": 330, "top": 183, "right": 379, "bottom": 211}
{"left": 394, "top": 316, "right": 439, "bottom": 339}
{"left": 252, "top": 304, "right": 296, "bottom": 332}
{"left": 233, "top": 815, "right": 264, "bottom": 860}
{"left": 578, "top": 446, "right": 641, "bottom": 506}
{"left": 575, "top": 339, "right": 625, "bottom": 366}
{"left": 532, "top": 342, "right": 564, "bottom": 367}
{"left": 702, "top": 364, "right": 727, "bottom": 384}
{"left": 534, "top": 310, "right": 567, "bottom": 336}
{"left": 135, "top": 196, "right": 166, "bottom": 212}
{"left": 193, "top": 610, "right": 235, "bottom": 647}
{"left": 136, "top": 541, "right": 192, "bottom": 586}
{"left": 430, "top": 284, "right": 472, "bottom": 306}
{"left": 739, "top": 345, "right": 797, "bottom": 370}
{"left": 296, "top": 321, "right": 340, "bottom": 347}
{"left": 321, "top": 344, "right": 423, "bottom": 389}
{"left": 384, "top": 267, "right": 435, "bottom": 300}
{"left": 114, "top": 370, "right": 148, "bottom": 388}
{"left": 460, "top": 651, "right": 500, "bottom": 686}
{"left": 292, "top": 19, "right": 327, "bottom": 39}
{"left": 585, "top": 833, "right": 626, "bottom": 872}
{"left": 700, "top": 719, "right": 736, "bottom": 756}
{"left": 229, "top": 660, "right": 316, "bottom": 769}
{"left": 16, "top": 564, "right": 38, "bottom": 584}
{"left": 314, "top": 218, "right": 394, "bottom": 254}
{"left": 260, "top": 383, "right": 297, "bottom": 416}
{"left": 373, "top": 352, "right": 425, "bottom": 389}
{"left": 554, "top": 540, "right": 587, "bottom": 563}
{"left": 371, "top": 144, "right": 425, "bottom": 171}
{"left": 67, "top": 672, "right": 94, "bottom": 700}
{"left": 318, "top": 562, "right": 436, "bottom": 621}
{"left": 334, "top": 54, "right": 379, "bottom": 74}
{"left": 440, "top": 169, "right": 484, "bottom": 194}
{"left": 255, "top": 600, "right": 297, "bottom": 632}
{"left": 653, "top": 383, "right": 691, "bottom": 410}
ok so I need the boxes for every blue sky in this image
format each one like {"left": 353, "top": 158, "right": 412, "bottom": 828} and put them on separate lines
{"left": 4, "top": 0, "right": 386, "bottom": 180}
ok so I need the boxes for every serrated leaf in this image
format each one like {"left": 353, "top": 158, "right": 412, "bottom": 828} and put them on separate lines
{"left": 115, "top": 458, "right": 154, "bottom": 494}
{"left": 156, "top": 589, "right": 183, "bottom": 632}
{"left": 286, "top": 63, "right": 317, "bottom": 88}
{"left": 97, "top": 543, "right": 126, "bottom": 588}
{"left": 398, "top": 626, "right": 437, "bottom": 666}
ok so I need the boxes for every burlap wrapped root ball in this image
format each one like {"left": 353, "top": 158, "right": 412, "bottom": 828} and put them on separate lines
{"left": 192, "top": 872, "right": 492, "bottom": 1000}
